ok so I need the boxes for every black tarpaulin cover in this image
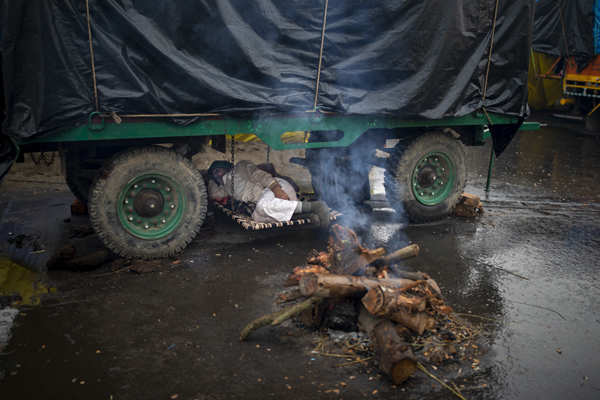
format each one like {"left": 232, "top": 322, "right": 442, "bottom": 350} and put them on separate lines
{"left": 1, "top": 0, "right": 534, "bottom": 140}
{"left": 532, "top": 0, "right": 596, "bottom": 65}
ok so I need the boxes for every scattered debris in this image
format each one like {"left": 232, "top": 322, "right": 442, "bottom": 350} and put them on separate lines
{"left": 47, "top": 248, "right": 112, "bottom": 270}
{"left": 128, "top": 260, "right": 167, "bottom": 274}
{"left": 417, "top": 362, "right": 467, "bottom": 400}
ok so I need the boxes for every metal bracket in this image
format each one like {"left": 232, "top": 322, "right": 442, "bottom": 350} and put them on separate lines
{"left": 88, "top": 111, "right": 105, "bottom": 132}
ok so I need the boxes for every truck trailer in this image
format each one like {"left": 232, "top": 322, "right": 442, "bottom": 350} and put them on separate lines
{"left": 1, "top": 0, "right": 537, "bottom": 258}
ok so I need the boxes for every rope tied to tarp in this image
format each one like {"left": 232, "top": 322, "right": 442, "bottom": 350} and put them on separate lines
{"left": 311, "top": 0, "right": 329, "bottom": 112}
{"left": 83, "top": 0, "right": 330, "bottom": 118}
{"left": 482, "top": 0, "right": 500, "bottom": 105}
{"left": 482, "top": 0, "right": 501, "bottom": 193}
{"left": 85, "top": 0, "right": 99, "bottom": 112}
{"left": 84, "top": 1, "right": 221, "bottom": 120}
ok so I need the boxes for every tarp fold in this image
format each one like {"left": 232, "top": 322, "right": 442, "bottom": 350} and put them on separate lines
{"left": 2, "top": 0, "right": 533, "bottom": 140}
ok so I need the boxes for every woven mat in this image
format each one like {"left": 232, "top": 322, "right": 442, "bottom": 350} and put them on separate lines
{"left": 213, "top": 202, "right": 341, "bottom": 231}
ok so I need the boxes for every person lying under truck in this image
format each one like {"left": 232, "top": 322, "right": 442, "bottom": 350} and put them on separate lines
{"left": 207, "top": 160, "right": 330, "bottom": 227}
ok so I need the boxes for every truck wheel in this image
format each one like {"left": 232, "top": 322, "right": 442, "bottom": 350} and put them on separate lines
{"left": 89, "top": 147, "right": 207, "bottom": 259}
{"left": 385, "top": 131, "right": 466, "bottom": 223}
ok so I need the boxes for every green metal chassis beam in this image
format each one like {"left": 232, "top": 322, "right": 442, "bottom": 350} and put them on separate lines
{"left": 20, "top": 112, "right": 539, "bottom": 151}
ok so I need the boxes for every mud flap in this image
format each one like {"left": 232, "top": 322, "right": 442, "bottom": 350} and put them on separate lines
{"left": 490, "top": 119, "right": 524, "bottom": 157}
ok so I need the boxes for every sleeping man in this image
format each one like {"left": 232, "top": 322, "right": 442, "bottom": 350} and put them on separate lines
{"left": 207, "top": 160, "right": 329, "bottom": 227}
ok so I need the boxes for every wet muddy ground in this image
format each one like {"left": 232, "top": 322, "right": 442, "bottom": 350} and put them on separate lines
{"left": 1, "top": 113, "right": 599, "bottom": 399}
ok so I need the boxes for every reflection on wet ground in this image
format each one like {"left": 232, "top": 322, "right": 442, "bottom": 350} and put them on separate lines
{"left": 467, "top": 113, "right": 600, "bottom": 203}
{"left": 0, "top": 113, "right": 599, "bottom": 399}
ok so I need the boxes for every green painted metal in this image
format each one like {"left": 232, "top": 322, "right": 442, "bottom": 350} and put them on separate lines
{"left": 117, "top": 174, "right": 185, "bottom": 240}
{"left": 20, "top": 111, "right": 533, "bottom": 151}
{"left": 475, "top": 121, "right": 541, "bottom": 144}
{"left": 485, "top": 144, "right": 495, "bottom": 193}
{"left": 411, "top": 151, "right": 456, "bottom": 206}
{"left": 519, "top": 121, "right": 541, "bottom": 131}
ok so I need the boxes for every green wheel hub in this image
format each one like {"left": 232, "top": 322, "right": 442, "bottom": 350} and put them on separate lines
{"left": 117, "top": 174, "right": 185, "bottom": 240}
{"left": 411, "top": 152, "right": 456, "bottom": 206}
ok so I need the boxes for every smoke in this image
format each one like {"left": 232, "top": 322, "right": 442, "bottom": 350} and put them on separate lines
{"left": 307, "top": 134, "right": 408, "bottom": 237}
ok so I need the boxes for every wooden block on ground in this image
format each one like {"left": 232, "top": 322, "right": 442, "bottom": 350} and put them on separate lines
{"left": 460, "top": 192, "right": 481, "bottom": 207}
{"left": 454, "top": 202, "right": 484, "bottom": 218}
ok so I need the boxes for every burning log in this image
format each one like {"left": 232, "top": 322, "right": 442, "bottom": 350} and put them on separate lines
{"left": 285, "top": 264, "right": 330, "bottom": 286}
{"left": 361, "top": 285, "right": 427, "bottom": 316}
{"left": 275, "top": 288, "right": 304, "bottom": 303}
{"left": 373, "top": 321, "right": 417, "bottom": 384}
{"left": 361, "top": 284, "right": 438, "bottom": 335}
{"left": 334, "top": 246, "right": 386, "bottom": 275}
{"left": 371, "top": 244, "right": 420, "bottom": 268}
{"left": 300, "top": 273, "right": 441, "bottom": 299}
{"left": 342, "top": 242, "right": 419, "bottom": 276}
{"left": 307, "top": 251, "right": 331, "bottom": 266}
{"left": 454, "top": 193, "right": 484, "bottom": 217}
{"left": 327, "top": 225, "right": 387, "bottom": 274}
{"left": 357, "top": 306, "right": 417, "bottom": 384}
{"left": 240, "top": 297, "right": 322, "bottom": 341}
{"left": 299, "top": 274, "right": 416, "bottom": 298}
{"left": 389, "top": 309, "right": 436, "bottom": 335}
{"left": 240, "top": 222, "right": 473, "bottom": 389}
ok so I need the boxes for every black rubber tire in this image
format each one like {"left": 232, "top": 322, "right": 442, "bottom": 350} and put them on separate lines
{"left": 89, "top": 146, "right": 207, "bottom": 259}
{"left": 384, "top": 131, "right": 466, "bottom": 223}
{"left": 306, "top": 148, "right": 370, "bottom": 209}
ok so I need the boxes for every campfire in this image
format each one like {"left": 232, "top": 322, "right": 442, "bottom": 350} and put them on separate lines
{"left": 241, "top": 225, "right": 480, "bottom": 397}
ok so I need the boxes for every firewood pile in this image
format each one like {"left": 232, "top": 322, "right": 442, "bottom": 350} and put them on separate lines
{"left": 454, "top": 193, "right": 484, "bottom": 218}
{"left": 241, "top": 225, "right": 481, "bottom": 395}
